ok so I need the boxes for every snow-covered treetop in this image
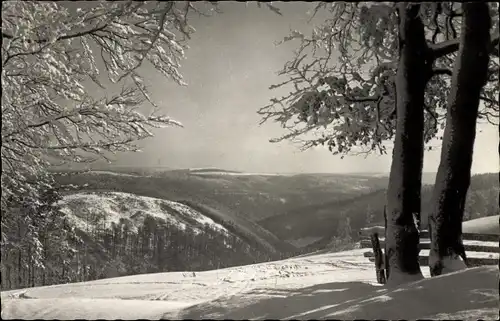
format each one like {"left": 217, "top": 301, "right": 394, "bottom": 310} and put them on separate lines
{"left": 1, "top": 1, "right": 217, "bottom": 208}
{"left": 259, "top": 2, "right": 499, "bottom": 157}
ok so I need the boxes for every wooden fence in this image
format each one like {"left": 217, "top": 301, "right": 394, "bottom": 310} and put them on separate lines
{"left": 359, "top": 228, "right": 499, "bottom": 269}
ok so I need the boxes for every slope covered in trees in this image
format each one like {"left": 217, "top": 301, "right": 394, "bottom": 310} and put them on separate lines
{"left": 0, "top": 192, "right": 278, "bottom": 291}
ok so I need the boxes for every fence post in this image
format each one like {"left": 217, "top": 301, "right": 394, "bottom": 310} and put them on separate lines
{"left": 370, "top": 232, "right": 386, "bottom": 284}
{"left": 383, "top": 205, "right": 390, "bottom": 280}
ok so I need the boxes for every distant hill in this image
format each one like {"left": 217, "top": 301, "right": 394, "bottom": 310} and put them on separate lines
{"left": 51, "top": 169, "right": 392, "bottom": 256}
{"left": 53, "top": 172, "right": 312, "bottom": 254}
{"left": 52, "top": 169, "right": 497, "bottom": 260}
{"left": 259, "top": 189, "right": 387, "bottom": 246}
{"left": 260, "top": 172, "right": 498, "bottom": 252}
{"left": 187, "top": 168, "right": 243, "bottom": 174}
{"left": 346, "top": 172, "right": 438, "bottom": 185}
{"left": 53, "top": 170, "right": 390, "bottom": 223}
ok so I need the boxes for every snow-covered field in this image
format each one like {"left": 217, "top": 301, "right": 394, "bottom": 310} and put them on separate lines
{"left": 2, "top": 248, "right": 498, "bottom": 320}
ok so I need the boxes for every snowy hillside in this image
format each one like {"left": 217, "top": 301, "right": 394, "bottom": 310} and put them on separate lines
{"left": 1, "top": 248, "right": 498, "bottom": 320}
{"left": 23, "top": 190, "right": 283, "bottom": 285}
{"left": 463, "top": 215, "right": 499, "bottom": 235}
{"left": 82, "top": 170, "right": 146, "bottom": 178}
{"left": 188, "top": 168, "right": 292, "bottom": 177}
{"left": 59, "top": 192, "right": 229, "bottom": 235}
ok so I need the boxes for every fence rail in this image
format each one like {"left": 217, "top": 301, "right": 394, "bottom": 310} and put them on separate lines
{"left": 360, "top": 239, "right": 500, "bottom": 253}
{"left": 359, "top": 227, "right": 499, "bottom": 243}
{"left": 360, "top": 229, "right": 499, "bottom": 271}
{"left": 363, "top": 251, "right": 498, "bottom": 267}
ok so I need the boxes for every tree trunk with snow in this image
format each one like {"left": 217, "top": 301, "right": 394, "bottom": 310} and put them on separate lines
{"left": 428, "top": 3, "right": 491, "bottom": 277}
{"left": 385, "top": 3, "right": 431, "bottom": 286}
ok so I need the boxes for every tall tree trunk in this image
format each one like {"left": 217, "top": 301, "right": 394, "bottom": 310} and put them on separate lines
{"left": 7, "top": 264, "right": 12, "bottom": 290}
{"left": 385, "top": 3, "right": 430, "bottom": 286}
{"left": 42, "top": 231, "right": 47, "bottom": 286}
{"left": 428, "top": 3, "right": 491, "bottom": 277}
{"left": 17, "top": 222, "right": 22, "bottom": 288}
{"left": 27, "top": 244, "right": 31, "bottom": 287}
{"left": 31, "top": 261, "right": 35, "bottom": 288}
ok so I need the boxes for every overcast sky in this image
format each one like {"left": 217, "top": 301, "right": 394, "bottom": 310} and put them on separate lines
{"left": 99, "top": 2, "right": 498, "bottom": 174}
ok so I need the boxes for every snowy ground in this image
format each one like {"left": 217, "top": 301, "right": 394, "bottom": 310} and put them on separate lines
{"left": 2, "top": 248, "right": 498, "bottom": 320}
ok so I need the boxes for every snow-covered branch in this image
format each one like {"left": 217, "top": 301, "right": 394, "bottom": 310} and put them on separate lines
{"left": 1, "top": 1, "right": 216, "bottom": 206}
{"left": 260, "top": 2, "right": 499, "bottom": 157}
